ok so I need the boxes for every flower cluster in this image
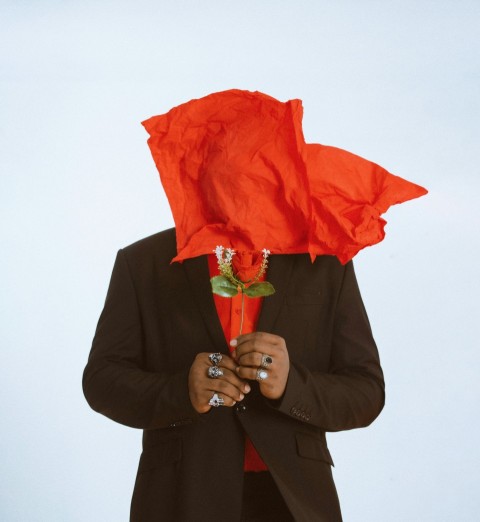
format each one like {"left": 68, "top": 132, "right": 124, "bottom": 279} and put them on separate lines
{"left": 214, "top": 245, "right": 237, "bottom": 283}
{"left": 258, "top": 248, "right": 270, "bottom": 281}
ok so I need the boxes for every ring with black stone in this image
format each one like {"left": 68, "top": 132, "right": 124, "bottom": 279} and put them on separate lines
{"left": 260, "top": 354, "right": 273, "bottom": 369}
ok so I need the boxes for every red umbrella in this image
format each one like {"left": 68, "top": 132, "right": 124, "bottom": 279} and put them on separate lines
{"left": 142, "top": 89, "right": 427, "bottom": 263}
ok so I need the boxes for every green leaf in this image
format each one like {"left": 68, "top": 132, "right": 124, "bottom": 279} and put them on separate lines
{"left": 243, "top": 282, "right": 276, "bottom": 298}
{"left": 210, "top": 276, "right": 238, "bottom": 297}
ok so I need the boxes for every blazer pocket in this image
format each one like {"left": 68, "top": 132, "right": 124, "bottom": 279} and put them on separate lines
{"left": 296, "top": 433, "right": 334, "bottom": 466}
{"left": 138, "top": 438, "right": 182, "bottom": 472}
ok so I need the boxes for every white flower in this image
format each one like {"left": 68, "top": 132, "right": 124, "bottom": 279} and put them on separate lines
{"left": 214, "top": 245, "right": 224, "bottom": 262}
{"left": 214, "top": 245, "right": 236, "bottom": 269}
{"left": 225, "top": 248, "right": 236, "bottom": 262}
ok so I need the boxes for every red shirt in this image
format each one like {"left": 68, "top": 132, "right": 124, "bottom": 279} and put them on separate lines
{"left": 208, "top": 252, "right": 268, "bottom": 472}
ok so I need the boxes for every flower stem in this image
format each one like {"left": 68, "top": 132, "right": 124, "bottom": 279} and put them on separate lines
{"left": 239, "top": 291, "right": 245, "bottom": 336}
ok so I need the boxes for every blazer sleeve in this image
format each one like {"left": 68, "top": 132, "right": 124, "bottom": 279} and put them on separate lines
{"left": 272, "top": 261, "right": 385, "bottom": 431}
{"left": 82, "top": 249, "right": 200, "bottom": 430}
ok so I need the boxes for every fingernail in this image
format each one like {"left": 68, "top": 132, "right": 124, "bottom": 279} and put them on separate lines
{"left": 230, "top": 338, "right": 237, "bottom": 347}
{"left": 231, "top": 350, "right": 237, "bottom": 360}
{"left": 244, "top": 384, "right": 251, "bottom": 393}
{"left": 239, "top": 394, "right": 244, "bottom": 401}
{"left": 235, "top": 366, "right": 240, "bottom": 373}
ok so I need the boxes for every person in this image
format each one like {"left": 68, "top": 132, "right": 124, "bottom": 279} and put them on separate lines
{"left": 82, "top": 227, "right": 385, "bottom": 521}
{"left": 83, "top": 89, "right": 425, "bottom": 521}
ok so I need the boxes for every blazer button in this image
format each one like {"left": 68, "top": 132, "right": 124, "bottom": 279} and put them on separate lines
{"left": 236, "top": 403, "right": 247, "bottom": 413}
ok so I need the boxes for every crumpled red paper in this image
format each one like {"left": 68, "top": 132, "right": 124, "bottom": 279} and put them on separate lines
{"left": 142, "top": 89, "right": 427, "bottom": 264}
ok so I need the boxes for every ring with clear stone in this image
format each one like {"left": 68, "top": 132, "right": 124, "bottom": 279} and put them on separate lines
{"left": 208, "top": 393, "right": 224, "bottom": 407}
{"left": 256, "top": 368, "right": 269, "bottom": 382}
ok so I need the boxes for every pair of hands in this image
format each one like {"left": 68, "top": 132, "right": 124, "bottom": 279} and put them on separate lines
{"left": 188, "top": 332, "right": 290, "bottom": 414}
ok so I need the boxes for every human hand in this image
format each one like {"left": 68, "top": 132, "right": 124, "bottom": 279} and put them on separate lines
{"left": 230, "top": 332, "right": 290, "bottom": 400}
{"left": 188, "top": 353, "right": 251, "bottom": 414}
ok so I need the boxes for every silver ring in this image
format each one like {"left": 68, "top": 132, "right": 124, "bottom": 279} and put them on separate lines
{"left": 209, "top": 353, "right": 223, "bottom": 366}
{"left": 207, "top": 366, "right": 224, "bottom": 379}
{"left": 208, "top": 393, "right": 224, "bottom": 407}
{"left": 256, "top": 368, "right": 269, "bottom": 382}
{"left": 260, "top": 354, "right": 273, "bottom": 369}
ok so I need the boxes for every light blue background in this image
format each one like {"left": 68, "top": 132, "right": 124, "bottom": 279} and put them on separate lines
{"left": 1, "top": 1, "right": 479, "bottom": 520}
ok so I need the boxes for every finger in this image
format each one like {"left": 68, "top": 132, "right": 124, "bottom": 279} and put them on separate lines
{"left": 234, "top": 341, "right": 278, "bottom": 361}
{"left": 203, "top": 352, "right": 237, "bottom": 371}
{"left": 204, "top": 365, "right": 251, "bottom": 394}
{"left": 237, "top": 352, "right": 264, "bottom": 368}
{"left": 231, "top": 331, "right": 280, "bottom": 348}
{"left": 230, "top": 333, "right": 279, "bottom": 359}
{"left": 236, "top": 366, "right": 273, "bottom": 383}
{"left": 221, "top": 368, "right": 252, "bottom": 393}
{"left": 217, "top": 356, "right": 239, "bottom": 372}
{"left": 203, "top": 391, "right": 237, "bottom": 408}
{"left": 207, "top": 379, "right": 247, "bottom": 403}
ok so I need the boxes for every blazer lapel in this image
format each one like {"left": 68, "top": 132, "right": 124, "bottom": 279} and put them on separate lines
{"left": 257, "top": 255, "right": 295, "bottom": 333}
{"left": 182, "top": 255, "right": 228, "bottom": 353}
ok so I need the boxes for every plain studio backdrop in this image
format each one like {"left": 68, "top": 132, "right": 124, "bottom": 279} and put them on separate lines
{"left": 1, "top": 1, "right": 479, "bottom": 520}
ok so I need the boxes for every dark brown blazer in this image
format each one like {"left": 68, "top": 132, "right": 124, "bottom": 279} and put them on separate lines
{"left": 83, "top": 228, "right": 385, "bottom": 522}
